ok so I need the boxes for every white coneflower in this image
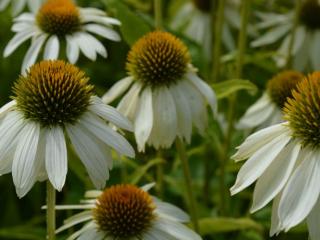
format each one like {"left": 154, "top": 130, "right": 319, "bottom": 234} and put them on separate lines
{"left": 0, "top": 60, "right": 134, "bottom": 198}
{"left": 231, "top": 72, "right": 320, "bottom": 239}
{"left": 0, "top": 0, "right": 43, "bottom": 16}
{"left": 55, "top": 184, "right": 202, "bottom": 240}
{"left": 237, "top": 70, "right": 304, "bottom": 129}
{"left": 3, "top": 0, "right": 121, "bottom": 73}
{"left": 102, "top": 31, "right": 216, "bottom": 152}
{"left": 251, "top": 0, "right": 320, "bottom": 70}
{"left": 171, "top": 0, "right": 248, "bottom": 56}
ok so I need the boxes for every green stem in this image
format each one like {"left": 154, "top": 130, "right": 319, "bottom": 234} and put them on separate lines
{"left": 285, "top": 0, "right": 302, "bottom": 69}
{"left": 46, "top": 181, "right": 56, "bottom": 240}
{"left": 154, "top": 0, "right": 163, "bottom": 29}
{"left": 220, "top": 0, "right": 251, "bottom": 215}
{"left": 156, "top": 151, "right": 164, "bottom": 198}
{"left": 176, "top": 138, "right": 199, "bottom": 232}
{"left": 211, "top": 0, "right": 226, "bottom": 82}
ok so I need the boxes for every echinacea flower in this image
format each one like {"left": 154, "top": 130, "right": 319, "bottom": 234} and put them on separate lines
{"left": 251, "top": 0, "right": 320, "bottom": 70}
{"left": 237, "top": 70, "right": 304, "bottom": 129}
{"left": 3, "top": 0, "right": 121, "bottom": 73}
{"left": 231, "top": 72, "right": 320, "bottom": 239}
{"left": 102, "top": 31, "right": 217, "bottom": 151}
{"left": 171, "top": 0, "right": 251, "bottom": 56}
{"left": 55, "top": 183, "right": 202, "bottom": 240}
{"left": 0, "top": 0, "right": 43, "bottom": 16}
{"left": 0, "top": 60, "right": 134, "bottom": 198}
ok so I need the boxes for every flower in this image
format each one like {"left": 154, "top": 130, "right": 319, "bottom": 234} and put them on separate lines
{"left": 102, "top": 31, "right": 217, "bottom": 151}
{"left": 171, "top": 0, "right": 254, "bottom": 57}
{"left": 251, "top": 0, "right": 320, "bottom": 70}
{"left": 3, "top": 0, "right": 121, "bottom": 73}
{"left": 231, "top": 72, "right": 320, "bottom": 239}
{"left": 0, "top": 0, "right": 43, "bottom": 16}
{"left": 237, "top": 70, "right": 304, "bottom": 129}
{"left": 55, "top": 183, "right": 202, "bottom": 240}
{"left": 0, "top": 60, "right": 134, "bottom": 198}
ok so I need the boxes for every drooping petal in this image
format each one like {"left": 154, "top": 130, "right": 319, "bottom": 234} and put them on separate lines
{"left": 307, "top": 198, "right": 320, "bottom": 240}
{"left": 279, "top": 151, "right": 320, "bottom": 231}
{"left": 155, "top": 201, "right": 190, "bottom": 222}
{"left": 66, "top": 34, "right": 80, "bottom": 64}
{"left": 117, "top": 82, "right": 142, "bottom": 119}
{"left": 101, "top": 77, "right": 133, "bottom": 104}
{"left": 43, "top": 35, "right": 60, "bottom": 60}
{"left": 84, "top": 24, "right": 121, "bottom": 42}
{"left": 45, "top": 127, "right": 67, "bottom": 191}
{"left": 230, "top": 131, "right": 291, "bottom": 195}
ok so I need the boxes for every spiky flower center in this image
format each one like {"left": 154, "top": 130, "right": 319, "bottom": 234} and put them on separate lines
{"left": 36, "top": 0, "right": 80, "bottom": 36}
{"left": 284, "top": 72, "right": 320, "bottom": 148}
{"left": 192, "top": 0, "right": 211, "bottom": 13}
{"left": 267, "top": 70, "right": 303, "bottom": 109}
{"left": 126, "top": 31, "right": 191, "bottom": 87}
{"left": 13, "top": 60, "right": 93, "bottom": 127}
{"left": 299, "top": 0, "right": 320, "bottom": 30}
{"left": 94, "top": 185, "right": 156, "bottom": 239}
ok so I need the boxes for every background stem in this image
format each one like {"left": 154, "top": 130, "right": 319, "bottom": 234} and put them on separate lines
{"left": 46, "top": 181, "right": 56, "bottom": 240}
{"left": 154, "top": 0, "right": 163, "bottom": 29}
{"left": 176, "top": 138, "right": 199, "bottom": 232}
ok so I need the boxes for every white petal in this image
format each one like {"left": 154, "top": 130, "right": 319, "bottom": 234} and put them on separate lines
{"left": 74, "top": 32, "right": 106, "bottom": 60}
{"left": 156, "top": 201, "right": 190, "bottom": 222}
{"left": 66, "top": 124, "right": 111, "bottom": 189}
{"left": 84, "top": 24, "right": 121, "bottom": 42}
{"left": 170, "top": 83, "right": 192, "bottom": 143}
{"left": 66, "top": 34, "right": 80, "bottom": 64}
{"left": 230, "top": 131, "right": 291, "bottom": 195}
{"left": 79, "top": 8, "right": 106, "bottom": 16}
{"left": 237, "top": 93, "right": 276, "bottom": 129}
{"left": 14, "top": 12, "right": 35, "bottom": 22}
{"left": 81, "top": 15, "right": 121, "bottom": 26}
{"left": 0, "top": 0, "right": 10, "bottom": 11}
{"left": 309, "top": 31, "right": 320, "bottom": 69}
{"left": 251, "top": 24, "right": 291, "bottom": 47}
{"left": 43, "top": 35, "right": 59, "bottom": 60}
{"left": 279, "top": 151, "right": 320, "bottom": 231}
{"left": 45, "top": 127, "right": 67, "bottom": 191}
{"left": 0, "top": 100, "right": 16, "bottom": 118}
{"left": 148, "top": 87, "right": 177, "bottom": 149}
{"left": 12, "top": 122, "right": 40, "bottom": 196}
{"left": 155, "top": 218, "right": 201, "bottom": 240}
{"left": 102, "top": 77, "right": 133, "bottom": 104}
{"left": 134, "top": 87, "right": 153, "bottom": 152}
{"left": 21, "top": 34, "right": 47, "bottom": 73}
{"left": 11, "top": 0, "right": 27, "bottom": 16}
{"left": 56, "top": 211, "right": 93, "bottom": 234}
{"left": 89, "top": 96, "right": 133, "bottom": 131}
{"left": 117, "top": 82, "right": 142, "bottom": 119}
{"left": 251, "top": 141, "right": 300, "bottom": 212}
{"left": 270, "top": 193, "right": 282, "bottom": 236}
{"left": 78, "top": 228, "right": 104, "bottom": 240}
{"left": 3, "top": 28, "right": 36, "bottom": 57}
{"left": 232, "top": 123, "right": 289, "bottom": 161}
{"left": 80, "top": 112, "right": 135, "bottom": 158}
{"left": 186, "top": 72, "right": 217, "bottom": 115}
{"left": 307, "top": 198, "right": 320, "bottom": 240}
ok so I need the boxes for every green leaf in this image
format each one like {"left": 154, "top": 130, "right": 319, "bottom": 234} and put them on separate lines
{"left": 105, "top": 0, "right": 152, "bottom": 45}
{"left": 212, "top": 79, "right": 258, "bottom": 99}
{"left": 199, "top": 217, "right": 263, "bottom": 235}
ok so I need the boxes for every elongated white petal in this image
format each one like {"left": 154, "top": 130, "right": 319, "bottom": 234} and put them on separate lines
{"left": 102, "top": 77, "right": 133, "bottom": 104}
{"left": 65, "top": 222, "right": 96, "bottom": 240}
{"left": 232, "top": 123, "right": 289, "bottom": 161}
{"left": 81, "top": 15, "right": 121, "bottom": 26}
{"left": 80, "top": 112, "right": 135, "bottom": 158}
{"left": 66, "top": 124, "right": 110, "bottom": 189}
{"left": 21, "top": 34, "right": 47, "bottom": 73}
{"left": 0, "top": 100, "right": 16, "bottom": 117}
{"left": 12, "top": 122, "right": 40, "bottom": 196}
{"left": 155, "top": 218, "right": 201, "bottom": 240}
{"left": 66, "top": 34, "right": 80, "bottom": 64}
{"left": 79, "top": 8, "right": 106, "bottom": 16}
{"left": 12, "top": 0, "right": 27, "bottom": 16}
{"left": 186, "top": 72, "right": 217, "bottom": 115}
{"left": 237, "top": 93, "right": 275, "bottom": 129}
{"left": 0, "top": 0, "right": 10, "bottom": 11}
{"left": 251, "top": 141, "right": 300, "bottom": 212}
{"left": 89, "top": 96, "right": 133, "bottom": 131}
{"left": 74, "top": 32, "right": 107, "bottom": 60}
{"left": 78, "top": 228, "right": 104, "bottom": 240}
{"left": 156, "top": 201, "right": 190, "bottom": 222}
{"left": 230, "top": 131, "right": 291, "bottom": 195}
{"left": 270, "top": 193, "right": 282, "bottom": 236}
{"left": 84, "top": 24, "right": 121, "bottom": 41}
{"left": 45, "top": 127, "right": 67, "bottom": 191}
{"left": 43, "top": 35, "right": 59, "bottom": 60}
{"left": 3, "top": 28, "right": 37, "bottom": 57}
{"left": 251, "top": 24, "right": 291, "bottom": 47}
{"left": 56, "top": 211, "right": 93, "bottom": 234}
{"left": 117, "top": 82, "right": 142, "bottom": 119}
{"left": 148, "top": 87, "right": 177, "bottom": 149}
{"left": 134, "top": 87, "right": 153, "bottom": 152}
{"left": 307, "top": 199, "right": 320, "bottom": 240}
{"left": 279, "top": 151, "right": 320, "bottom": 231}
{"left": 170, "top": 83, "right": 192, "bottom": 143}
{"left": 14, "top": 12, "right": 35, "bottom": 22}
